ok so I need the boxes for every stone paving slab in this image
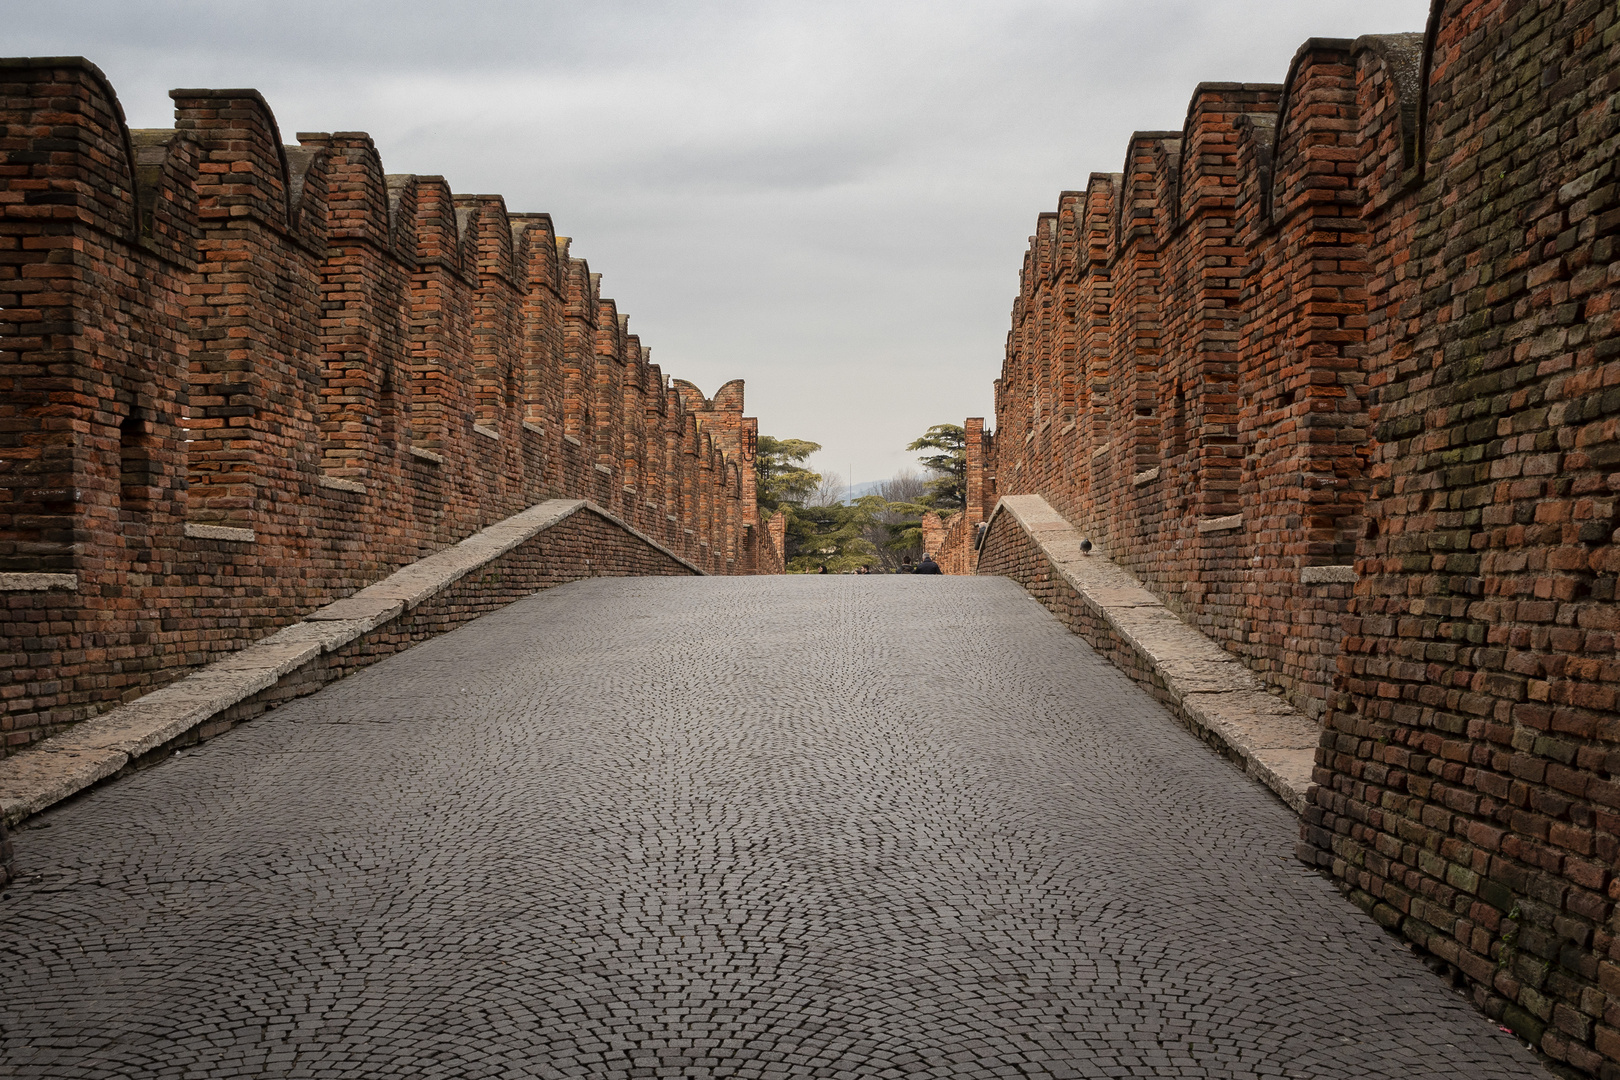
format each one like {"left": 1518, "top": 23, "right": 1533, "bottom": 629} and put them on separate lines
{"left": 986, "top": 495, "right": 1320, "bottom": 812}
{"left": 0, "top": 498, "right": 700, "bottom": 826}
{"left": 0, "top": 576, "right": 1543, "bottom": 1078}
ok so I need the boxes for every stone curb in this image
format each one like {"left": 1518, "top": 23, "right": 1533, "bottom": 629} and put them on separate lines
{"left": 982, "top": 495, "right": 1318, "bottom": 814}
{"left": 0, "top": 499, "right": 700, "bottom": 826}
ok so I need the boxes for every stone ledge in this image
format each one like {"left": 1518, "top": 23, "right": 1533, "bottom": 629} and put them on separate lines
{"left": 521, "top": 421, "right": 544, "bottom": 437}
{"left": 0, "top": 573, "right": 78, "bottom": 592}
{"left": 0, "top": 498, "right": 702, "bottom": 826}
{"left": 595, "top": 463, "right": 613, "bottom": 475}
{"left": 1196, "top": 514, "right": 1243, "bottom": 534}
{"left": 410, "top": 446, "right": 446, "bottom": 465}
{"left": 563, "top": 434, "right": 583, "bottom": 447}
{"left": 981, "top": 494, "right": 1318, "bottom": 814}
{"left": 473, "top": 424, "right": 500, "bottom": 441}
{"left": 1132, "top": 466, "right": 1160, "bottom": 486}
{"left": 317, "top": 475, "right": 366, "bottom": 494}
{"left": 1301, "top": 564, "right": 1358, "bottom": 584}
{"left": 184, "top": 523, "right": 256, "bottom": 543}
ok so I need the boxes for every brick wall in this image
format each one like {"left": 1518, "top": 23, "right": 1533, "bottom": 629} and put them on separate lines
{"left": 977, "top": 507, "right": 1166, "bottom": 703}
{"left": 933, "top": 417, "right": 996, "bottom": 575}
{"left": 960, "top": 2, "right": 1620, "bottom": 1073}
{"left": 0, "top": 59, "right": 776, "bottom": 756}
{"left": 167, "top": 505, "right": 698, "bottom": 757}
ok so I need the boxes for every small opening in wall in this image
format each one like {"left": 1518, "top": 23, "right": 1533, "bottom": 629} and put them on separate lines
{"left": 1365, "top": 518, "right": 1380, "bottom": 540}
{"left": 120, "top": 407, "right": 156, "bottom": 512}
{"left": 379, "top": 362, "right": 398, "bottom": 447}
{"left": 1166, "top": 383, "right": 1188, "bottom": 461}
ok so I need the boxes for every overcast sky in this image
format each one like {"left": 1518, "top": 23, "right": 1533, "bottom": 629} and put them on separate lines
{"left": 8, "top": 0, "right": 1432, "bottom": 489}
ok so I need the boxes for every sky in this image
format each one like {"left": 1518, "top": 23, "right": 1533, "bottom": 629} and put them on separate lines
{"left": 6, "top": 0, "right": 1433, "bottom": 490}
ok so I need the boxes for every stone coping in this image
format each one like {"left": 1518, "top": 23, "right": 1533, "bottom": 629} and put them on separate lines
{"left": 0, "top": 573, "right": 78, "bottom": 592}
{"left": 1301, "top": 564, "right": 1359, "bottom": 584}
{"left": 0, "top": 498, "right": 700, "bottom": 825}
{"left": 317, "top": 475, "right": 366, "bottom": 494}
{"left": 183, "top": 523, "right": 256, "bottom": 542}
{"left": 983, "top": 495, "right": 1319, "bottom": 813}
{"left": 1196, "top": 514, "right": 1244, "bottom": 533}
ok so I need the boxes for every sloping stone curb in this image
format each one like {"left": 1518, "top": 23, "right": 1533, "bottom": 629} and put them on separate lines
{"left": 981, "top": 495, "right": 1319, "bottom": 813}
{"left": 0, "top": 499, "right": 699, "bottom": 826}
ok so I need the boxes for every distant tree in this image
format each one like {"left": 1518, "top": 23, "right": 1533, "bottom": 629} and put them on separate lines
{"left": 812, "top": 469, "right": 848, "bottom": 508}
{"left": 756, "top": 452, "right": 875, "bottom": 571}
{"left": 755, "top": 435, "right": 822, "bottom": 512}
{"left": 785, "top": 499, "right": 878, "bottom": 573}
{"left": 907, "top": 423, "right": 967, "bottom": 510}
{"left": 877, "top": 470, "right": 928, "bottom": 505}
{"left": 855, "top": 471, "right": 929, "bottom": 571}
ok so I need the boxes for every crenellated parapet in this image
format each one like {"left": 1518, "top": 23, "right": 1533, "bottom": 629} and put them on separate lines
{"left": 962, "top": 3, "right": 1619, "bottom": 1072}
{"left": 0, "top": 58, "right": 777, "bottom": 762}
{"left": 983, "top": 27, "right": 1443, "bottom": 714}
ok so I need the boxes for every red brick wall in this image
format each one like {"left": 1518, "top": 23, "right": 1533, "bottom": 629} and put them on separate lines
{"left": 1314, "top": 4, "right": 1620, "bottom": 1071}
{"left": 934, "top": 417, "right": 994, "bottom": 575}
{"left": 0, "top": 59, "right": 776, "bottom": 756}
{"left": 176, "top": 506, "right": 699, "bottom": 754}
{"left": 963, "top": 2, "right": 1620, "bottom": 1072}
{"left": 934, "top": 513, "right": 976, "bottom": 575}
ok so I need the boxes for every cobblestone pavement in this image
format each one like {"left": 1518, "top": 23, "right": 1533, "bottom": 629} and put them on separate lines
{"left": 2, "top": 577, "right": 1544, "bottom": 1079}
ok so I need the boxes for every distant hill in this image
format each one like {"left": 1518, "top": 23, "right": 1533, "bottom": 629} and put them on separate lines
{"left": 847, "top": 480, "right": 887, "bottom": 500}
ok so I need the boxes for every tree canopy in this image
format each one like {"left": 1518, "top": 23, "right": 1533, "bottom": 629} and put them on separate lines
{"left": 754, "top": 433, "right": 870, "bottom": 571}
{"left": 755, "top": 435, "right": 822, "bottom": 512}
{"left": 907, "top": 423, "right": 967, "bottom": 510}
{"left": 784, "top": 501, "right": 879, "bottom": 573}
{"left": 759, "top": 427, "right": 973, "bottom": 572}
{"left": 787, "top": 475, "right": 936, "bottom": 573}
{"left": 855, "top": 471, "right": 930, "bottom": 571}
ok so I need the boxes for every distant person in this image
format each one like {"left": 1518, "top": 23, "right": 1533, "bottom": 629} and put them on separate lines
{"left": 817, "top": 563, "right": 829, "bottom": 574}
{"left": 915, "top": 554, "right": 943, "bottom": 575}
{"left": 900, "top": 558, "right": 913, "bottom": 573}
{"left": 856, "top": 564, "right": 870, "bottom": 575}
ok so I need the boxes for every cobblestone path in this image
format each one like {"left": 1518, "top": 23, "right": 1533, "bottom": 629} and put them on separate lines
{"left": 2, "top": 577, "right": 1543, "bottom": 1079}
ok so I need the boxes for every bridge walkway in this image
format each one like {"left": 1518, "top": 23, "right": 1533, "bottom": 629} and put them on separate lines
{"left": 1, "top": 576, "right": 1540, "bottom": 1078}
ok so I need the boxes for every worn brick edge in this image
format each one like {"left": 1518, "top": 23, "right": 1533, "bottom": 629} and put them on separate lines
{"left": 0, "top": 498, "right": 698, "bottom": 827}
{"left": 983, "top": 494, "right": 1320, "bottom": 813}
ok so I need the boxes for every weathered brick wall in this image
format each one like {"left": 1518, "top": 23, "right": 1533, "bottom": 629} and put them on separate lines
{"left": 765, "top": 509, "right": 787, "bottom": 572}
{"left": 963, "top": 1, "right": 1620, "bottom": 1073}
{"left": 1311, "top": 3, "right": 1620, "bottom": 1073}
{"left": 934, "top": 511, "right": 976, "bottom": 575}
{"left": 933, "top": 418, "right": 996, "bottom": 576}
{"left": 175, "top": 505, "right": 698, "bottom": 755}
{"left": 984, "top": 65, "right": 1365, "bottom": 720}
{"left": 0, "top": 59, "right": 775, "bottom": 756}
{"left": 976, "top": 507, "right": 1164, "bottom": 699}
